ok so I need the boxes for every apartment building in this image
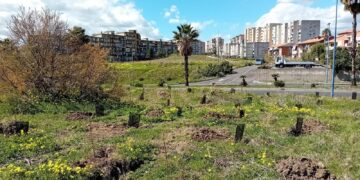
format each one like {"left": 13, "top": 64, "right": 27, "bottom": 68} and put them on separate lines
{"left": 245, "top": 42, "right": 269, "bottom": 59}
{"left": 288, "top": 20, "right": 321, "bottom": 44}
{"left": 89, "top": 30, "right": 177, "bottom": 61}
{"left": 224, "top": 34, "right": 245, "bottom": 58}
{"left": 245, "top": 27, "right": 265, "bottom": 43}
{"left": 191, "top": 40, "right": 205, "bottom": 55}
{"left": 245, "top": 20, "right": 320, "bottom": 47}
{"left": 205, "top": 37, "right": 224, "bottom": 56}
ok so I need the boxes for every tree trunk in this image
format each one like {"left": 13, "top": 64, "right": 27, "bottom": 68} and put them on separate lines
{"left": 352, "top": 13, "right": 357, "bottom": 86}
{"left": 184, "top": 55, "right": 189, "bottom": 86}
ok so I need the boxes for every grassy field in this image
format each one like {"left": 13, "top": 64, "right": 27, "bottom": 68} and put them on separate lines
{"left": 0, "top": 87, "right": 359, "bottom": 179}
{"left": 111, "top": 55, "right": 253, "bottom": 85}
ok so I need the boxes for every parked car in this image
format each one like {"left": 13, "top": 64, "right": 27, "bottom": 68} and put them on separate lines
{"left": 255, "top": 59, "right": 265, "bottom": 65}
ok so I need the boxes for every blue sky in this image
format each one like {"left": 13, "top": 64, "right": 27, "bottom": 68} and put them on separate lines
{"left": 0, "top": 0, "right": 355, "bottom": 41}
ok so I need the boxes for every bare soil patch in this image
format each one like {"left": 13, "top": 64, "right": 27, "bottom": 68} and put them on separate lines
{"left": 152, "top": 127, "right": 193, "bottom": 157}
{"left": 87, "top": 123, "right": 126, "bottom": 139}
{"left": 66, "top": 112, "right": 93, "bottom": 121}
{"left": 302, "top": 120, "right": 328, "bottom": 134}
{"left": 146, "top": 108, "right": 164, "bottom": 118}
{"left": 191, "top": 128, "right": 229, "bottom": 141}
{"left": 291, "top": 120, "right": 329, "bottom": 135}
{"left": 276, "top": 157, "right": 336, "bottom": 180}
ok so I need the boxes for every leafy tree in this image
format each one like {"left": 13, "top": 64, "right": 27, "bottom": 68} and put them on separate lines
{"left": 303, "top": 43, "right": 326, "bottom": 64}
{"left": 145, "top": 48, "right": 154, "bottom": 59}
{"left": 334, "top": 47, "right": 352, "bottom": 72}
{"left": 341, "top": 0, "right": 360, "bottom": 86}
{"left": 67, "top": 26, "right": 89, "bottom": 46}
{"left": 173, "top": 24, "right": 199, "bottom": 86}
{"left": 1, "top": 7, "right": 115, "bottom": 102}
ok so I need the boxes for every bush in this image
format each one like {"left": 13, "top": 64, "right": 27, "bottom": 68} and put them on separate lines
{"left": 258, "top": 65, "right": 272, "bottom": 69}
{"left": 158, "top": 79, "right": 166, "bottom": 87}
{"left": 7, "top": 96, "right": 42, "bottom": 115}
{"left": 274, "top": 80, "right": 285, "bottom": 88}
{"left": 199, "top": 61, "right": 233, "bottom": 77}
{"left": 138, "top": 78, "right": 144, "bottom": 81}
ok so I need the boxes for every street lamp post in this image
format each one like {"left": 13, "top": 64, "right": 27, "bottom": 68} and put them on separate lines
{"left": 331, "top": 0, "right": 339, "bottom": 97}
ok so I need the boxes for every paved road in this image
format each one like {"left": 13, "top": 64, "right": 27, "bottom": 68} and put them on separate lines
{"left": 192, "top": 65, "right": 259, "bottom": 86}
{"left": 174, "top": 87, "right": 360, "bottom": 98}
{"left": 233, "top": 88, "right": 359, "bottom": 98}
{"left": 192, "top": 65, "right": 346, "bottom": 86}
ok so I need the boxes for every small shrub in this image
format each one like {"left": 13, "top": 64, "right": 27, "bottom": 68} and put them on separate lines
{"left": 95, "top": 104, "right": 105, "bottom": 116}
{"left": 132, "top": 82, "right": 143, "bottom": 88}
{"left": 272, "top": 74, "right": 279, "bottom": 82}
{"left": 139, "top": 91, "right": 145, "bottom": 100}
{"left": 240, "top": 75, "right": 248, "bottom": 87}
{"left": 274, "top": 80, "right": 285, "bottom": 87}
{"left": 128, "top": 113, "right": 141, "bottom": 128}
{"left": 166, "top": 77, "right": 172, "bottom": 81}
{"left": 158, "top": 79, "right": 166, "bottom": 87}
{"left": 138, "top": 78, "right": 144, "bottom": 81}
{"left": 200, "top": 95, "right": 207, "bottom": 104}
{"left": 187, "top": 88, "right": 192, "bottom": 93}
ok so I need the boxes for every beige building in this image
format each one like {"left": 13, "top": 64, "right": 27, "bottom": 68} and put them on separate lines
{"left": 224, "top": 34, "right": 245, "bottom": 58}
{"left": 205, "top": 37, "right": 224, "bottom": 56}
{"left": 246, "top": 20, "right": 320, "bottom": 49}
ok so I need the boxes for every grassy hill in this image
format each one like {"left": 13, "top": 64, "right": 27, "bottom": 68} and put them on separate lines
{"left": 0, "top": 87, "right": 359, "bottom": 179}
{"left": 111, "top": 55, "right": 253, "bottom": 85}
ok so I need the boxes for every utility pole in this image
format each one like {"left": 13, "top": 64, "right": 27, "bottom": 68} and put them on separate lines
{"left": 331, "top": 0, "right": 339, "bottom": 97}
{"left": 326, "top": 23, "right": 331, "bottom": 84}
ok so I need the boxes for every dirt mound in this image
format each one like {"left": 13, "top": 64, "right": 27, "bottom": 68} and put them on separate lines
{"left": 75, "top": 156, "right": 143, "bottom": 179}
{"left": 66, "top": 112, "right": 93, "bottom": 121}
{"left": 352, "top": 109, "right": 360, "bottom": 118}
{"left": 146, "top": 109, "right": 165, "bottom": 117}
{"left": 157, "top": 91, "right": 169, "bottom": 98}
{"left": 276, "top": 157, "right": 336, "bottom": 180}
{"left": 302, "top": 120, "right": 328, "bottom": 134}
{"left": 87, "top": 123, "right": 126, "bottom": 139}
{"left": 204, "top": 112, "right": 235, "bottom": 120}
{"left": 191, "top": 128, "right": 229, "bottom": 141}
{"left": 291, "top": 120, "right": 328, "bottom": 135}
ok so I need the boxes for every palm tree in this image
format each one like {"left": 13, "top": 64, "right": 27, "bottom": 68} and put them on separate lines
{"left": 322, "top": 28, "right": 332, "bottom": 37}
{"left": 173, "top": 24, "right": 199, "bottom": 86}
{"left": 341, "top": 0, "right": 360, "bottom": 86}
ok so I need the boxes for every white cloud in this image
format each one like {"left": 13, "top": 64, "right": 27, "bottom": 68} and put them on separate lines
{"left": 255, "top": 0, "right": 354, "bottom": 33}
{"left": 164, "top": 5, "right": 182, "bottom": 24}
{"left": 163, "top": 5, "right": 214, "bottom": 31}
{"left": 0, "top": 0, "right": 160, "bottom": 39}
{"left": 191, "top": 21, "right": 215, "bottom": 30}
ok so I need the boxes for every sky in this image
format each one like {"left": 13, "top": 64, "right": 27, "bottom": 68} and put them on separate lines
{"left": 0, "top": 0, "right": 357, "bottom": 42}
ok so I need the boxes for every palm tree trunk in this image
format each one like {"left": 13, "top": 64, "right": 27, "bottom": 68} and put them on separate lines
{"left": 352, "top": 13, "right": 357, "bottom": 86}
{"left": 184, "top": 55, "right": 189, "bottom": 86}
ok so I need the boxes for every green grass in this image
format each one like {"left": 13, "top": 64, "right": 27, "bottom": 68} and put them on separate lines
{"left": 0, "top": 87, "right": 359, "bottom": 179}
{"left": 111, "top": 55, "right": 253, "bottom": 85}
